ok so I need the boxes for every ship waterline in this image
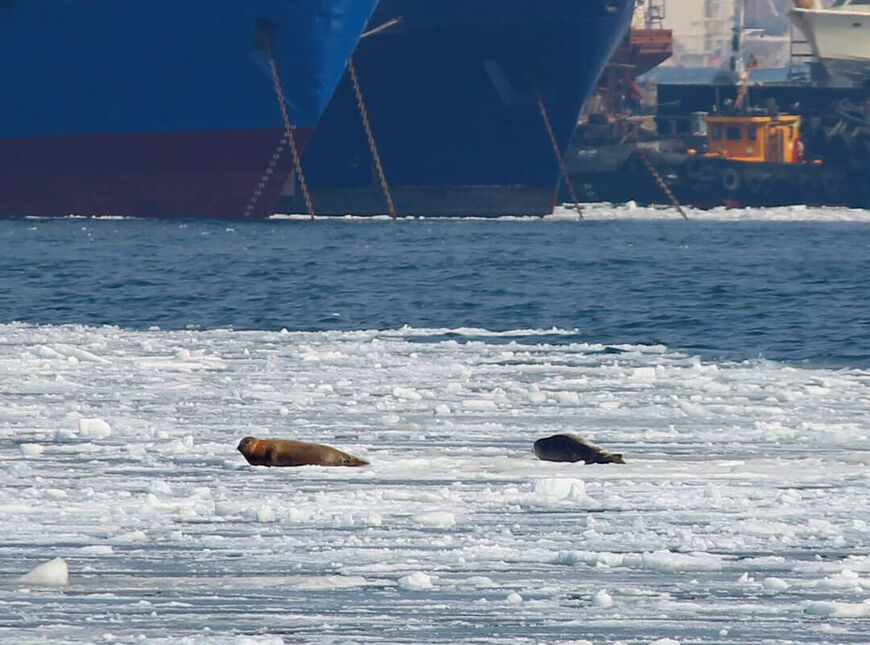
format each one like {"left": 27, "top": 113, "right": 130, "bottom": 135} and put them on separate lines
{"left": 0, "top": 129, "right": 309, "bottom": 220}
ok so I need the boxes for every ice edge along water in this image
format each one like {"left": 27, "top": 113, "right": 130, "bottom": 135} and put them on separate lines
{"left": 0, "top": 323, "right": 868, "bottom": 644}
{"left": 267, "top": 203, "right": 870, "bottom": 222}
{"left": 19, "top": 202, "right": 870, "bottom": 222}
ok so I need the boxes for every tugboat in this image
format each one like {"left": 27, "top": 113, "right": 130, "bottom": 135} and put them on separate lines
{"left": 568, "top": 93, "right": 868, "bottom": 208}
{"left": 585, "top": 97, "right": 867, "bottom": 208}
{"left": 566, "top": 0, "right": 869, "bottom": 210}
{"left": 627, "top": 41, "right": 869, "bottom": 209}
{"left": 675, "top": 109, "right": 837, "bottom": 207}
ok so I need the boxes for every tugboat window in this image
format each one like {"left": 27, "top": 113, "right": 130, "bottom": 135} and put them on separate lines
{"left": 711, "top": 125, "right": 723, "bottom": 140}
{"left": 726, "top": 126, "right": 742, "bottom": 140}
{"left": 748, "top": 126, "right": 757, "bottom": 141}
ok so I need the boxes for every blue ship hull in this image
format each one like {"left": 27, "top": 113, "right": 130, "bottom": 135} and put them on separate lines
{"left": 280, "top": 0, "right": 634, "bottom": 216}
{"left": 0, "top": 0, "right": 377, "bottom": 219}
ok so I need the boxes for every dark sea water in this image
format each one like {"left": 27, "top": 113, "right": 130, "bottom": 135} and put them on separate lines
{"left": 1, "top": 215, "right": 868, "bottom": 367}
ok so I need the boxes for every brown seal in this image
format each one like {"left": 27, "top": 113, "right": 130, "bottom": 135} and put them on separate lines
{"left": 533, "top": 433, "right": 625, "bottom": 464}
{"left": 237, "top": 436, "right": 369, "bottom": 467}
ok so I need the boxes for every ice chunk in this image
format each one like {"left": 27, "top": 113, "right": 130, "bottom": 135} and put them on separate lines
{"left": 762, "top": 577, "right": 790, "bottom": 592}
{"left": 463, "top": 399, "right": 499, "bottom": 411}
{"left": 19, "top": 557, "right": 69, "bottom": 586}
{"left": 398, "top": 572, "right": 433, "bottom": 591}
{"left": 554, "top": 391, "right": 581, "bottom": 404}
{"left": 19, "top": 443, "right": 44, "bottom": 456}
{"left": 392, "top": 386, "right": 422, "bottom": 401}
{"left": 592, "top": 589, "right": 614, "bottom": 608}
{"left": 674, "top": 398, "right": 712, "bottom": 418}
{"left": 631, "top": 367, "right": 657, "bottom": 381}
{"left": 78, "top": 418, "right": 112, "bottom": 439}
{"left": 53, "top": 343, "right": 110, "bottom": 363}
{"left": 466, "top": 576, "right": 496, "bottom": 588}
{"left": 533, "top": 478, "right": 585, "bottom": 500}
{"left": 413, "top": 511, "right": 456, "bottom": 528}
{"left": 81, "top": 545, "right": 114, "bottom": 555}
{"left": 804, "top": 600, "right": 870, "bottom": 617}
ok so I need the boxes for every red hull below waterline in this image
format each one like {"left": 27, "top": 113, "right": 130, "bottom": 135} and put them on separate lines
{"left": 0, "top": 128, "right": 310, "bottom": 220}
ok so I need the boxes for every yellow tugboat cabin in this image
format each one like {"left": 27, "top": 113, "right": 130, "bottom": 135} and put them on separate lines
{"left": 704, "top": 114, "right": 802, "bottom": 164}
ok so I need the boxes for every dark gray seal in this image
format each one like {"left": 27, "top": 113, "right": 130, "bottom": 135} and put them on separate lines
{"left": 533, "top": 433, "right": 624, "bottom": 464}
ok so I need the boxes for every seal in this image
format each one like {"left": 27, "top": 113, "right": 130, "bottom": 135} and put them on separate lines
{"left": 237, "top": 436, "right": 369, "bottom": 467}
{"left": 533, "top": 433, "right": 624, "bottom": 464}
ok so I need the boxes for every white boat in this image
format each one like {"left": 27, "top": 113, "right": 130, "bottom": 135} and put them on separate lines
{"left": 788, "top": 0, "right": 870, "bottom": 85}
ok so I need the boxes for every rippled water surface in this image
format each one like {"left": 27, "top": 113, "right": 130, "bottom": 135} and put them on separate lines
{"left": 2, "top": 207, "right": 869, "bottom": 367}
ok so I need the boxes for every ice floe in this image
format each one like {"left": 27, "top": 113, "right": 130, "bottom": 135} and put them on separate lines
{"left": 0, "top": 323, "right": 867, "bottom": 644}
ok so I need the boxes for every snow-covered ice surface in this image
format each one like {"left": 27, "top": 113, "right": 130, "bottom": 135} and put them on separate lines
{"left": 548, "top": 203, "right": 870, "bottom": 222}
{"left": 1, "top": 323, "right": 868, "bottom": 644}
{"left": 272, "top": 202, "right": 870, "bottom": 222}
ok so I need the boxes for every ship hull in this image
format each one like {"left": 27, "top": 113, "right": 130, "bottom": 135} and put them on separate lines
{"left": 0, "top": 129, "right": 308, "bottom": 219}
{"left": 279, "top": 0, "right": 635, "bottom": 217}
{"left": 287, "top": 185, "right": 553, "bottom": 218}
{"left": 789, "top": 6, "right": 870, "bottom": 86}
{"left": 0, "top": 1, "right": 376, "bottom": 219}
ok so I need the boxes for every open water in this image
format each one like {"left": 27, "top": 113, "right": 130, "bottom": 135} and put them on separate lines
{"left": 1, "top": 206, "right": 868, "bottom": 367}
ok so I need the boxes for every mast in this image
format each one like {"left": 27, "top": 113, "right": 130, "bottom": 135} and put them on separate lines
{"left": 730, "top": 0, "right": 746, "bottom": 77}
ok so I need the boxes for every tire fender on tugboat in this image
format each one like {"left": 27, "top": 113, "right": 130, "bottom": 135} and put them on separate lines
{"left": 721, "top": 167, "right": 741, "bottom": 193}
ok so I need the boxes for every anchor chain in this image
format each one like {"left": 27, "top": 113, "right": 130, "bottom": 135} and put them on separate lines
{"left": 529, "top": 73, "right": 583, "bottom": 219}
{"left": 265, "top": 38, "right": 316, "bottom": 219}
{"left": 348, "top": 57, "right": 397, "bottom": 219}
{"left": 622, "top": 120, "right": 688, "bottom": 220}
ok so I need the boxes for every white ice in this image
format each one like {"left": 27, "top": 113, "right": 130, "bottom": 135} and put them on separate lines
{"left": 270, "top": 203, "right": 870, "bottom": 222}
{"left": 17, "top": 558, "right": 69, "bottom": 586}
{"left": 0, "top": 323, "right": 867, "bottom": 643}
